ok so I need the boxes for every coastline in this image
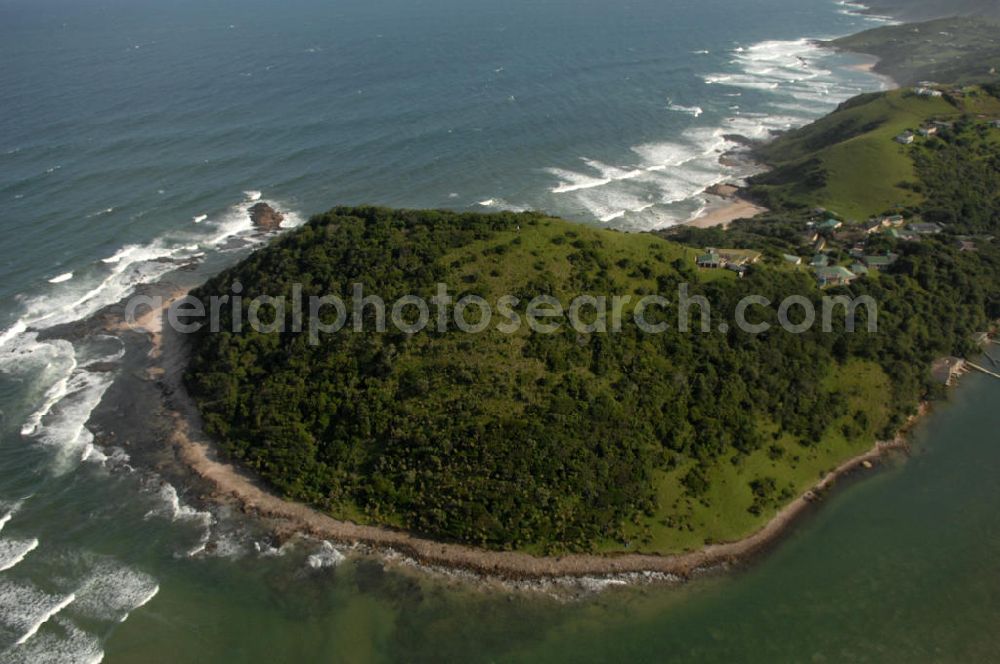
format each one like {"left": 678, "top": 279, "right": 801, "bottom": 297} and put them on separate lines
{"left": 101, "top": 11, "right": 931, "bottom": 584}
{"left": 132, "top": 292, "right": 921, "bottom": 582}
{"left": 683, "top": 39, "right": 901, "bottom": 232}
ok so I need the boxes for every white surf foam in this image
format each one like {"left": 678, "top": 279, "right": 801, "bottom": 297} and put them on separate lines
{"left": 705, "top": 36, "right": 882, "bottom": 109}
{"left": 144, "top": 483, "right": 213, "bottom": 556}
{"left": 541, "top": 31, "right": 887, "bottom": 230}
{"left": 86, "top": 208, "right": 114, "bottom": 219}
{"left": 0, "top": 538, "right": 39, "bottom": 573}
{"left": 72, "top": 560, "right": 159, "bottom": 623}
{"left": 192, "top": 214, "right": 207, "bottom": 223}
{"left": 20, "top": 366, "right": 115, "bottom": 475}
{"left": 9, "top": 243, "right": 181, "bottom": 336}
{"left": 835, "top": 0, "right": 899, "bottom": 23}
{"left": 47, "top": 273, "right": 73, "bottom": 285}
{"left": 0, "top": 190, "right": 304, "bottom": 482}
{"left": 14, "top": 593, "right": 75, "bottom": 645}
{"left": 2, "top": 617, "right": 104, "bottom": 664}
{"left": 145, "top": 483, "right": 212, "bottom": 524}
{"left": 306, "top": 541, "right": 345, "bottom": 569}
{"left": 0, "top": 500, "right": 27, "bottom": 536}
{"left": 475, "top": 198, "right": 528, "bottom": 212}
{"left": 667, "top": 101, "right": 704, "bottom": 117}
{"left": 254, "top": 540, "right": 292, "bottom": 557}
{"left": 0, "top": 579, "right": 77, "bottom": 647}
{"left": 0, "top": 320, "right": 27, "bottom": 350}
{"left": 19, "top": 340, "right": 77, "bottom": 438}
{"left": 546, "top": 167, "right": 613, "bottom": 194}
{"left": 244, "top": 190, "right": 262, "bottom": 202}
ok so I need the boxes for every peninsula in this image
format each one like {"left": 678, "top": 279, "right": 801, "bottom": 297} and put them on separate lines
{"left": 167, "top": 14, "right": 1000, "bottom": 574}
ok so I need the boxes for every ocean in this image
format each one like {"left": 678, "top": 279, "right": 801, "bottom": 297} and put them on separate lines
{"left": 9, "top": 0, "right": 995, "bottom": 661}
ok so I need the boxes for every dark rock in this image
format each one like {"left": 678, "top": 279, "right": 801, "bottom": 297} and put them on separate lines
{"left": 84, "top": 361, "right": 119, "bottom": 373}
{"left": 249, "top": 202, "right": 284, "bottom": 231}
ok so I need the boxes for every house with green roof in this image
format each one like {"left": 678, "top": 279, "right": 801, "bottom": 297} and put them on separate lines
{"left": 862, "top": 253, "right": 899, "bottom": 270}
{"left": 696, "top": 252, "right": 722, "bottom": 269}
{"left": 815, "top": 266, "right": 858, "bottom": 287}
{"left": 810, "top": 253, "right": 831, "bottom": 268}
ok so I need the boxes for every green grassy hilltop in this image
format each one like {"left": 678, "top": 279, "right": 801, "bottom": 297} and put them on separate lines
{"left": 748, "top": 84, "right": 1000, "bottom": 219}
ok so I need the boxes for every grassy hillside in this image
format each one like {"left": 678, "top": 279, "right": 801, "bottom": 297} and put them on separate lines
{"left": 748, "top": 85, "right": 1000, "bottom": 219}
{"left": 858, "top": 0, "right": 1000, "bottom": 22}
{"left": 832, "top": 17, "right": 1000, "bottom": 86}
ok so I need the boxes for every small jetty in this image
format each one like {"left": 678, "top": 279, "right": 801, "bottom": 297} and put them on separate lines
{"left": 967, "top": 361, "right": 1000, "bottom": 380}
{"left": 932, "top": 357, "right": 968, "bottom": 386}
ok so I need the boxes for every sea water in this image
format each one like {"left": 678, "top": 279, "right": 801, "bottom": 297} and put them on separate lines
{"left": 11, "top": 0, "right": 994, "bottom": 661}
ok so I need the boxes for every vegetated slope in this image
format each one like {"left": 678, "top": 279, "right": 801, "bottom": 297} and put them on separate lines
{"left": 858, "top": 0, "right": 1000, "bottom": 22}
{"left": 913, "top": 113, "right": 1000, "bottom": 233}
{"left": 832, "top": 17, "right": 1000, "bottom": 86}
{"left": 747, "top": 86, "right": 1000, "bottom": 219}
{"left": 184, "top": 206, "right": 996, "bottom": 554}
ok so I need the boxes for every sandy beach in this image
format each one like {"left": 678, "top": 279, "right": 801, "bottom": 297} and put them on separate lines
{"left": 686, "top": 199, "right": 768, "bottom": 229}
{"left": 122, "top": 293, "right": 922, "bottom": 581}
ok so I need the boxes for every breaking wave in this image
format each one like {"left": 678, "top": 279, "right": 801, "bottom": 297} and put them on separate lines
{"left": 0, "top": 538, "right": 39, "bottom": 573}
{"left": 543, "top": 33, "right": 887, "bottom": 230}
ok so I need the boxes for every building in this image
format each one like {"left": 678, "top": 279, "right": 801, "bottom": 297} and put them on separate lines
{"left": 887, "top": 228, "right": 920, "bottom": 242}
{"left": 895, "top": 131, "right": 915, "bottom": 145}
{"left": 862, "top": 253, "right": 899, "bottom": 270}
{"left": 909, "top": 222, "right": 943, "bottom": 235}
{"left": 726, "top": 263, "right": 748, "bottom": 278}
{"left": 818, "top": 218, "right": 842, "bottom": 231}
{"left": 783, "top": 254, "right": 802, "bottom": 266}
{"left": 717, "top": 249, "right": 763, "bottom": 266}
{"left": 834, "top": 228, "right": 866, "bottom": 245}
{"left": 811, "top": 253, "right": 831, "bottom": 268}
{"left": 957, "top": 240, "right": 977, "bottom": 252}
{"left": 697, "top": 248, "right": 762, "bottom": 270}
{"left": 917, "top": 125, "right": 939, "bottom": 137}
{"left": 815, "top": 266, "right": 858, "bottom": 288}
{"left": 914, "top": 87, "right": 943, "bottom": 97}
{"left": 696, "top": 251, "right": 722, "bottom": 269}
{"left": 863, "top": 219, "right": 886, "bottom": 234}
{"left": 799, "top": 229, "right": 820, "bottom": 245}
{"left": 882, "top": 214, "right": 905, "bottom": 227}
{"left": 850, "top": 263, "right": 869, "bottom": 276}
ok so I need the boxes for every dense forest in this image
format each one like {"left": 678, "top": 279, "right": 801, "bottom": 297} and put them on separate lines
{"left": 186, "top": 197, "right": 1000, "bottom": 551}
